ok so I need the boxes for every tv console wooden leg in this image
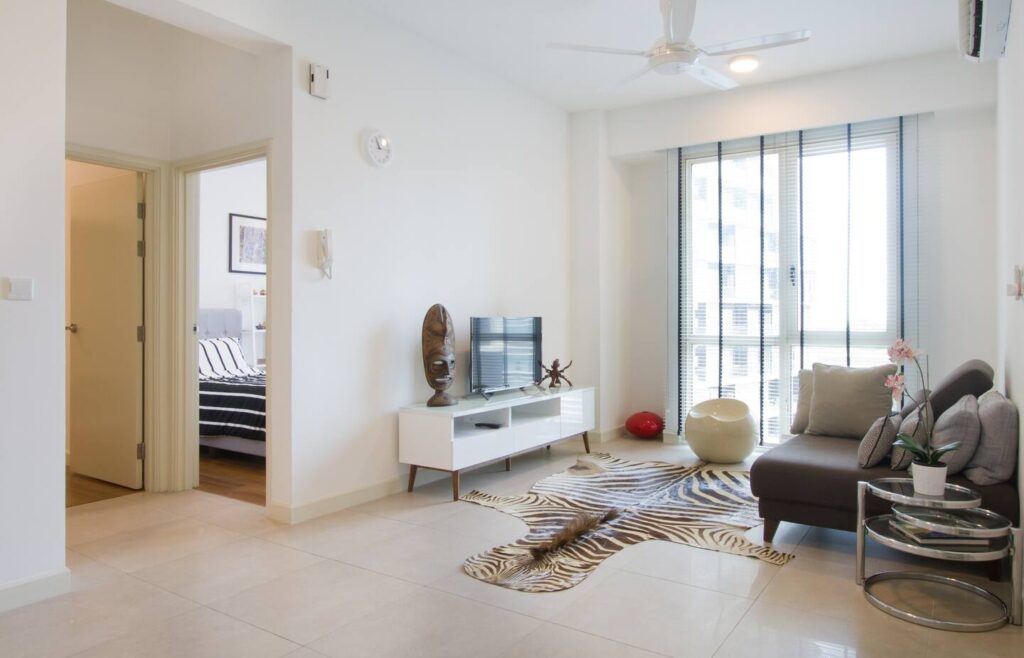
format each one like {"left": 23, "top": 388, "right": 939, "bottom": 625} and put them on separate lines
{"left": 582, "top": 431, "right": 590, "bottom": 454}
{"left": 504, "top": 458, "right": 511, "bottom": 471}
{"left": 763, "top": 518, "right": 780, "bottom": 543}
{"left": 451, "top": 470, "right": 460, "bottom": 501}
{"left": 407, "top": 465, "right": 418, "bottom": 493}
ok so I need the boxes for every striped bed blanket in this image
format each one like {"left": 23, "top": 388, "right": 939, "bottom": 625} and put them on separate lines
{"left": 199, "top": 374, "right": 266, "bottom": 441}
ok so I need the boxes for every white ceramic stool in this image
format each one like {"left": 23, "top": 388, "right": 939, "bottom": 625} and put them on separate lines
{"left": 685, "top": 398, "right": 757, "bottom": 463}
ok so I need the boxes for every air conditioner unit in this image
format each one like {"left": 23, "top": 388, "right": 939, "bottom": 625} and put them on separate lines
{"left": 959, "top": 0, "right": 1013, "bottom": 61}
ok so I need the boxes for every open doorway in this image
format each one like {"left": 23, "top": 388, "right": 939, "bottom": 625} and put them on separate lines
{"left": 65, "top": 159, "right": 145, "bottom": 507}
{"left": 193, "top": 157, "right": 269, "bottom": 506}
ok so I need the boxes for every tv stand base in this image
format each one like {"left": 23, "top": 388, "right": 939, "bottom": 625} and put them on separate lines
{"left": 400, "top": 387, "right": 595, "bottom": 500}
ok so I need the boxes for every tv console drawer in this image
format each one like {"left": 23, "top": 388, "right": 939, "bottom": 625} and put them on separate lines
{"left": 513, "top": 416, "right": 560, "bottom": 452}
{"left": 452, "top": 428, "right": 513, "bottom": 470}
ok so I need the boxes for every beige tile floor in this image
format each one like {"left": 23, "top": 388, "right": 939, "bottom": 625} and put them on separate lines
{"left": 4, "top": 437, "right": 1022, "bottom": 657}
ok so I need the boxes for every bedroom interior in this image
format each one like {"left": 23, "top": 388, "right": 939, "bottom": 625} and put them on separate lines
{"left": 3, "top": 0, "right": 1024, "bottom": 656}
{"left": 195, "top": 158, "right": 269, "bottom": 506}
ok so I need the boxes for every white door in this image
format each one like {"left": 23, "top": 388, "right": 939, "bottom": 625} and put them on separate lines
{"left": 68, "top": 170, "right": 144, "bottom": 489}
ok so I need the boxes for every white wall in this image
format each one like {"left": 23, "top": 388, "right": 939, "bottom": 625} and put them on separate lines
{"left": 198, "top": 160, "right": 268, "bottom": 310}
{"left": 626, "top": 158, "right": 670, "bottom": 416}
{"left": 67, "top": 0, "right": 287, "bottom": 163}
{"left": 569, "top": 112, "right": 631, "bottom": 434}
{"left": 996, "top": 3, "right": 1024, "bottom": 528}
{"left": 0, "top": 0, "right": 69, "bottom": 609}
{"left": 917, "top": 108, "right": 998, "bottom": 379}
{"left": 104, "top": 0, "right": 571, "bottom": 518}
{"left": 597, "top": 52, "right": 999, "bottom": 435}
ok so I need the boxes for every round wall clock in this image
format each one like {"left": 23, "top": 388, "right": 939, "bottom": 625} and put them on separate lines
{"left": 366, "top": 131, "right": 393, "bottom": 167}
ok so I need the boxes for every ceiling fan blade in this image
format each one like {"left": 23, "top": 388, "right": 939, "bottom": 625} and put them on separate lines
{"left": 700, "top": 29, "right": 811, "bottom": 57}
{"left": 687, "top": 64, "right": 738, "bottom": 90}
{"left": 660, "top": 0, "right": 697, "bottom": 43}
{"left": 609, "top": 66, "right": 654, "bottom": 89}
{"left": 548, "top": 42, "right": 648, "bottom": 57}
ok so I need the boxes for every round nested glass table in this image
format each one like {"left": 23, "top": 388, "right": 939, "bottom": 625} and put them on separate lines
{"left": 856, "top": 478, "right": 1023, "bottom": 632}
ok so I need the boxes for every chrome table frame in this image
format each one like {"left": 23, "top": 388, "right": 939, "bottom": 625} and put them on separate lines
{"left": 856, "top": 479, "right": 1022, "bottom": 632}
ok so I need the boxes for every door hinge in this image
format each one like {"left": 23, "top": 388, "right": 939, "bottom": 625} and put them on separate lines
{"left": 137, "top": 325, "right": 145, "bottom": 343}
{"left": 137, "top": 240, "right": 145, "bottom": 257}
{"left": 136, "top": 442, "right": 145, "bottom": 460}
{"left": 137, "top": 202, "right": 146, "bottom": 221}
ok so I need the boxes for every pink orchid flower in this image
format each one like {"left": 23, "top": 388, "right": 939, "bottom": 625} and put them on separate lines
{"left": 887, "top": 339, "right": 918, "bottom": 364}
{"left": 884, "top": 373, "right": 905, "bottom": 401}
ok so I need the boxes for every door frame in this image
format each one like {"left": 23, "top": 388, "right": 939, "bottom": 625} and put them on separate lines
{"left": 175, "top": 142, "right": 271, "bottom": 501}
{"left": 65, "top": 144, "right": 171, "bottom": 491}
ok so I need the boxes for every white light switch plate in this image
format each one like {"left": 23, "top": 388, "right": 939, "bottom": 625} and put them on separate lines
{"left": 310, "top": 63, "right": 329, "bottom": 99}
{"left": 4, "top": 277, "right": 34, "bottom": 301}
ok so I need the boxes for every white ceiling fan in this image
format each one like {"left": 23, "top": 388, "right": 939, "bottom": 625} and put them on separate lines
{"left": 549, "top": 0, "right": 811, "bottom": 90}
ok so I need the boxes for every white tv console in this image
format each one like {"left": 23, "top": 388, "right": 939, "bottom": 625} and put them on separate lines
{"left": 399, "top": 386, "right": 595, "bottom": 500}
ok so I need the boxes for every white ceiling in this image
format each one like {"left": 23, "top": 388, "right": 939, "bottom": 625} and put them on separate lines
{"left": 350, "top": 0, "right": 958, "bottom": 111}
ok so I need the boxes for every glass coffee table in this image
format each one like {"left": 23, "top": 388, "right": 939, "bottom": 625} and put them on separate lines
{"left": 856, "top": 478, "right": 1023, "bottom": 632}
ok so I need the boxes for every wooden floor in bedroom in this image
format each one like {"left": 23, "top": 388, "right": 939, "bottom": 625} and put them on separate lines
{"left": 66, "top": 467, "right": 137, "bottom": 507}
{"left": 198, "top": 449, "right": 266, "bottom": 506}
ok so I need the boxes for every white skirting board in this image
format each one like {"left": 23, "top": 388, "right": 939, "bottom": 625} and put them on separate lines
{"left": 267, "top": 477, "right": 406, "bottom": 525}
{"left": 591, "top": 426, "right": 626, "bottom": 444}
{"left": 0, "top": 568, "right": 70, "bottom": 614}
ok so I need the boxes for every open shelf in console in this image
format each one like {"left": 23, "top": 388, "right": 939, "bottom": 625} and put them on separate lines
{"left": 453, "top": 408, "right": 511, "bottom": 441}
{"left": 510, "top": 397, "right": 560, "bottom": 422}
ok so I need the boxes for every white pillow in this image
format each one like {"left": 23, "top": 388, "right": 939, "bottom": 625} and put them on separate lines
{"left": 806, "top": 362, "right": 897, "bottom": 439}
{"left": 198, "top": 337, "right": 257, "bottom": 379}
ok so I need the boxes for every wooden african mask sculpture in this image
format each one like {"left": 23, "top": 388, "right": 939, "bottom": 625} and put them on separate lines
{"left": 422, "top": 303, "right": 458, "bottom": 407}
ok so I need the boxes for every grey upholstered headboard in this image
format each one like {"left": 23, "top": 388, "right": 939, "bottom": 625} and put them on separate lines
{"left": 198, "top": 308, "right": 243, "bottom": 340}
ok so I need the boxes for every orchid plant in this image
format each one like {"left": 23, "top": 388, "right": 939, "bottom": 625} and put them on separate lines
{"left": 884, "top": 339, "right": 961, "bottom": 467}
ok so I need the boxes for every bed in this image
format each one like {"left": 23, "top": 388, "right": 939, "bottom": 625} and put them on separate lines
{"left": 198, "top": 308, "right": 266, "bottom": 457}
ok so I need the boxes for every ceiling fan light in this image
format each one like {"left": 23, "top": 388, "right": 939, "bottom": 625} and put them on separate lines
{"left": 728, "top": 54, "right": 760, "bottom": 73}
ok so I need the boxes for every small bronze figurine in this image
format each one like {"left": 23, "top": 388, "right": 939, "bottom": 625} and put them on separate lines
{"left": 422, "top": 303, "right": 458, "bottom": 407}
{"left": 539, "top": 358, "right": 573, "bottom": 389}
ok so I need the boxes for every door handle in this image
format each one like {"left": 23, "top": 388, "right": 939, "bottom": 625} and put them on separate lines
{"left": 66, "top": 323, "right": 78, "bottom": 333}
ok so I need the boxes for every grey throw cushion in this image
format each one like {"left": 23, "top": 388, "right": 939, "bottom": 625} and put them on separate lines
{"left": 806, "top": 363, "right": 897, "bottom": 439}
{"left": 892, "top": 403, "right": 932, "bottom": 470}
{"left": 858, "top": 415, "right": 898, "bottom": 468}
{"left": 931, "top": 395, "right": 980, "bottom": 474}
{"left": 789, "top": 369, "right": 812, "bottom": 434}
{"left": 964, "top": 391, "right": 1019, "bottom": 485}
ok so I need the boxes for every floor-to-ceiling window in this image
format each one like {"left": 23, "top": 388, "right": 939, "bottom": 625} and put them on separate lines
{"left": 672, "top": 117, "right": 919, "bottom": 444}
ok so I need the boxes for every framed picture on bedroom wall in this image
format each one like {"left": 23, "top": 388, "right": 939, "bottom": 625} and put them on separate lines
{"left": 228, "top": 213, "right": 267, "bottom": 275}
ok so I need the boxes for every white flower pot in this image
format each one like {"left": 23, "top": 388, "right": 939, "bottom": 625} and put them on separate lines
{"left": 911, "top": 463, "right": 948, "bottom": 496}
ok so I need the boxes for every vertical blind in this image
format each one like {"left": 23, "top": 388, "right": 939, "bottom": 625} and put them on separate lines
{"left": 669, "top": 116, "right": 921, "bottom": 444}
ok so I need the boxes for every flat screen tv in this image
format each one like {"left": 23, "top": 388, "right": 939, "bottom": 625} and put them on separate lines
{"left": 469, "top": 317, "right": 542, "bottom": 395}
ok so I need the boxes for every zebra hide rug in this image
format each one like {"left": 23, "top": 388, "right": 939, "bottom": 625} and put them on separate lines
{"left": 461, "top": 453, "right": 793, "bottom": 592}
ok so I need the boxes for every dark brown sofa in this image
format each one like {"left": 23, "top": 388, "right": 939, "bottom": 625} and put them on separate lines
{"left": 751, "top": 360, "right": 1020, "bottom": 542}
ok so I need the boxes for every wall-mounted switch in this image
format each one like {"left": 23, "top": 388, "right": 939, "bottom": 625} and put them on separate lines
{"left": 310, "top": 63, "right": 329, "bottom": 99}
{"left": 1008, "top": 265, "right": 1023, "bottom": 301}
{"left": 3, "top": 277, "right": 34, "bottom": 301}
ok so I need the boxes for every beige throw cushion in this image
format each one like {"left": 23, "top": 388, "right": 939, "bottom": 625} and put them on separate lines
{"left": 789, "top": 369, "right": 813, "bottom": 434}
{"left": 931, "top": 395, "right": 980, "bottom": 474}
{"left": 858, "top": 415, "right": 898, "bottom": 468}
{"left": 806, "top": 363, "right": 897, "bottom": 439}
{"left": 964, "top": 391, "right": 1019, "bottom": 485}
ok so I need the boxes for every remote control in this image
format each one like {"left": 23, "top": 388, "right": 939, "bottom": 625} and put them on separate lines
{"left": 474, "top": 422, "right": 502, "bottom": 429}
